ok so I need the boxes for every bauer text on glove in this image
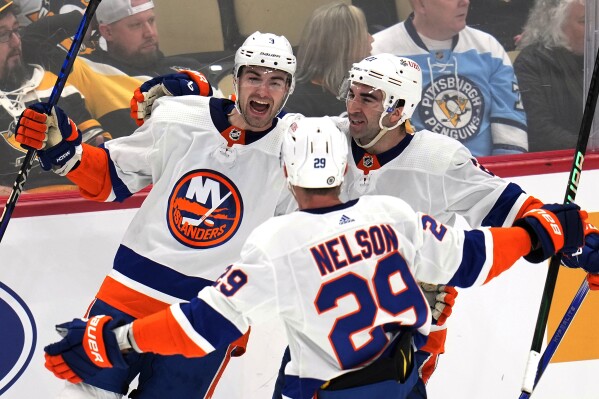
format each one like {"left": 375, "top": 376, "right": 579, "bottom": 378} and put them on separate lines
{"left": 513, "top": 203, "right": 585, "bottom": 263}
{"left": 44, "top": 315, "right": 128, "bottom": 384}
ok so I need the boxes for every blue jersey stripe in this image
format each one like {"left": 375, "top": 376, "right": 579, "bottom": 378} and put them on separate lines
{"left": 448, "top": 230, "right": 487, "bottom": 287}
{"left": 101, "top": 146, "right": 134, "bottom": 202}
{"left": 181, "top": 298, "right": 243, "bottom": 349}
{"left": 481, "top": 182, "right": 525, "bottom": 227}
{"left": 282, "top": 374, "right": 326, "bottom": 399}
{"left": 113, "top": 245, "right": 213, "bottom": 300}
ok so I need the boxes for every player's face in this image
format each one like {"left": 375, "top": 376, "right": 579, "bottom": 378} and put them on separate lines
{"left": 563, "top": 2, "right": 585, "bottom": 56}
{"left": 415, "top": 0, "right": 469, "bottom": 40}
{"left": 346, "top": 82, "right": 386, "bottom": 142}
{"left": 237, "top": 66, "right": 290, "bottom": 130}
{"left": 0, "top": 13, "right": 23, "bottom": 84}
{"left": 101, "top": 8, "right": 160, "bottom": 66}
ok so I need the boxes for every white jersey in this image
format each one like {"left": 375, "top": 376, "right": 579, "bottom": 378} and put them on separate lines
{"left": 340, "top": 126, "right": 530, "bottom": 229}
{"left": 132, "top": 195, "right": 530, "bottom": 399}
{"left": 94, "top": 96, "right": 296, "bottom": 318}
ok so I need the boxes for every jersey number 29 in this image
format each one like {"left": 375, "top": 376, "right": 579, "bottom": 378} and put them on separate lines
{"left": 314, "top": 252, "right": 428, "bottom": 369}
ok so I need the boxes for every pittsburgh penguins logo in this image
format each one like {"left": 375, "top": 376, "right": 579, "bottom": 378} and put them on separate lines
{"left": 0, "top": 282, "right": 36, "bottom": 395}
{"left": 419, "top": 75, "right": 484, "bottom": 142}
{"left": 167, "top": 170, "right": 243, "bottom": 249}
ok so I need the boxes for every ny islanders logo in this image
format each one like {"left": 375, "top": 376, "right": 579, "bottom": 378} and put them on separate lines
{"left": 167, "top": 170, "right": 243, "bottom": 249}
{"left": 419, "top": 75, "right": 485, "bottom": 143}
{"left": 0, "top": 282, "right": 36, "bottom": 395}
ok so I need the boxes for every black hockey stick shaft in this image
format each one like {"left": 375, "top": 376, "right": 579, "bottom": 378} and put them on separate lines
{"left": 520, "top": 45, "right": 599, "bottom": 394}
{"left": 0, "top": 0, "right": 102, "bottom": 243}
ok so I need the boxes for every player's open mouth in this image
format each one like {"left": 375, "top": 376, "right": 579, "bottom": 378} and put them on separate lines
{"left": 349, "top": 117, "right": 365, "bottom": 126}
{"left": 249, "top": 100, "right": 270, "bottom": 114}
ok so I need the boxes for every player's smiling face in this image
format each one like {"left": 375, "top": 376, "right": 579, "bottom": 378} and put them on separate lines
{"left": 237, "top": 66, "right": 290, "bottom": 130}
{"left": 346, "top": 82, "right": 386, "bottom": 142}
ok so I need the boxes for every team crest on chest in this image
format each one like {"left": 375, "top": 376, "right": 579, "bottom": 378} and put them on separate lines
{"left": 167, "top": 169, "right": 244, "bottom": 249}
{"left": 419, "top": 75, "right": 484, "bottom": 143}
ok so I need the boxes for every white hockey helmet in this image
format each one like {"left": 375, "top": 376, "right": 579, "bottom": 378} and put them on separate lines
{"left": 283, "top": 117, "right": 348, "bottom": 189}
{"left": 234, "top": 31, "right": 296, "bottom": 93}
{"left": 348, "top": 53, "right": 422, "bottom": 126}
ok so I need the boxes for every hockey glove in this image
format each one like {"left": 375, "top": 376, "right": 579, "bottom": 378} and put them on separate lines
{"left": 130, "top": 69, "right": 212, "bottom": 126}
{"left": 514, "top": 203, "right": 585, "bottom": 263}
{"left": 586, "top": 273, "right": 599, "bottom": 291}
{"left": 44, "top": 315, "right": 127, "bottom": 384}
{"left": 419, "top": 283, "right": 458, "bottom": 326}
{"left": 15, "top": 103, "right": 82, "bottom": 176}
{"left": 561, "top": 220, "right": 599, "bottom": 274}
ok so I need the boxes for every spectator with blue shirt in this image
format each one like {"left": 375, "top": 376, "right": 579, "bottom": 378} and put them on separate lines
{"left": 371, "top": 0, "right": 528, "bottom": 157}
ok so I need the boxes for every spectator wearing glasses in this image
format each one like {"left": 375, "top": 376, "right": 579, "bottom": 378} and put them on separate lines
{"left": 0, "top": 0, "right": 107, "bottom": 195}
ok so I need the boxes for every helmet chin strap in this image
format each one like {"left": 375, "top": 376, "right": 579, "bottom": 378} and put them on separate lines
{"left": 354, "top": 112, "right": 405, "bottom": 150}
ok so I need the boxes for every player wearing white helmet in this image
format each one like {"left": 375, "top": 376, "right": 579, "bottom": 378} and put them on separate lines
{"left": 233, "top": 31, "right": 296, "bottom": 123}
{"left": 40, "top": 117, "right": 589, "bottom": 399}
{"left": 120, "top": 52, "right": 599, "bottom": 399}
{"left": 15, "top": 31, "right": 299, "bottom": 398}
{"left": 336, "top": 53, "right": 599, "bottom": 398}
{"left": 343, "top": 53, "right": 422, "bottom": 149}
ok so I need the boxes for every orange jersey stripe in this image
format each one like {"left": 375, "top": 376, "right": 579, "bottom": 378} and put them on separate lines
{"left": 420, "top": 328, "right": 447, "bottom": 354}
{"left": 95, "top": 276, "right": 170, "bottom": 319}
{"left": 132, "top": 307, "right": 208, "bottom": 357}
{"left": 67, "top": 144, "right": 113, "bottom": 201}
{"left": 515, "top": 196, "right": 544, "bottom": 220}
{"left": 484, "top": 227, "right": 532, "bottom": 284}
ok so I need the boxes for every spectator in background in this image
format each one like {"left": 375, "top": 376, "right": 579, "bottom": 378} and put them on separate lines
{"left": 284, "top": 1, "right": 372, "bottom": 117}
{"left": 13, "top": 0, "right": 88, "bottom": 27}
{"left": 513, "top": 0, "right": 585, "bottom": 152}
{"left": 0, "top": 0, "right": 107, "bottom": 194}
{"left": 371, "top": 0, "right": 528, "bottom": 157}
{"left": 20, "top": 0, "right": 210, "bottom": 138}
{"left": 467, "top": 0, "right": 534, "bottom": 51}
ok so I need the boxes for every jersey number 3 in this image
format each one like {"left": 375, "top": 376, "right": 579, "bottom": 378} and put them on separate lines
{"left": 314, "top": 252, "right": 428, "bottom": 369}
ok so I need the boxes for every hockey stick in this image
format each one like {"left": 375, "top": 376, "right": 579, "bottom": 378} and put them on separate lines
{"left": 0, "top": 0, "right": 102, "bottom": 243}
{"left": 519, "top": 45, "right": 599, "bottom": 396}
{"left": 518, "top": 279, "right": 589, "bottom": 399}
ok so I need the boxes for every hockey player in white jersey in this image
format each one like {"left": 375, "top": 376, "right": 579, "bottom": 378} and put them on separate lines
{"left": 126, "top": 52, "right": 599, "bottom": 399}
{"left": 335, "top": 52, "right": 599, "bottom": 397}
{"left": 15, "top": 31, "right": 298, "bottom": 398}
{"left": 40, "top": 116, "right": 589, "bottom": 399}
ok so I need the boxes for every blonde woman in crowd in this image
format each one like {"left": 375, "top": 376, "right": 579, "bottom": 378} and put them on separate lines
{"left": 284, "top": 1, "right": 372, "bottom": 117}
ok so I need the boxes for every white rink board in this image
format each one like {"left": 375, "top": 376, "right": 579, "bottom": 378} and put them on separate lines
{"left": 1, "top": 169, "right": 598, "bottom": 398}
